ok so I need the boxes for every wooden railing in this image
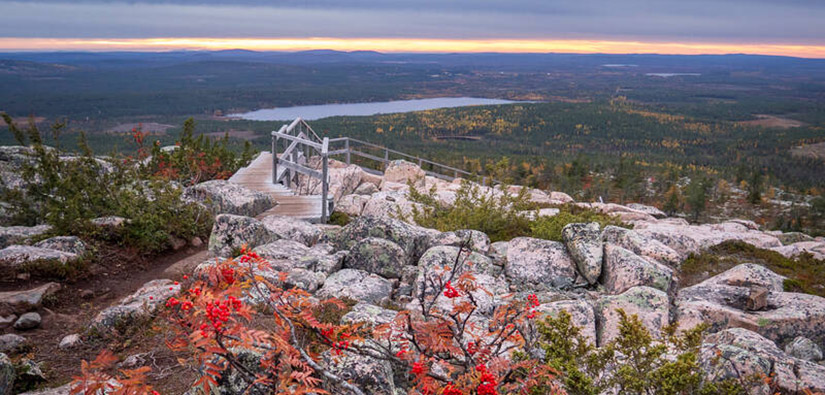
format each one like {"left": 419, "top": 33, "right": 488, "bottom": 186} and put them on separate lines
{"left": 272, "top": 117, "right": 499, "bottom": 223}
{"left": 271, "top": 118, "right": 330, "bottom": 223}
{"left": 327, "top": 137, "right": 498, "bottom": 186}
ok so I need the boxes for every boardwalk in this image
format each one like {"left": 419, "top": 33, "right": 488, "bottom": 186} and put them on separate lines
{"left": 228, "top": 152, "right": 326, "bottom": 222}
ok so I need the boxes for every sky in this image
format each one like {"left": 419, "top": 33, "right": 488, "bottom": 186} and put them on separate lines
{"left": 1, "top": 0, "right": 824, "bottom": 57}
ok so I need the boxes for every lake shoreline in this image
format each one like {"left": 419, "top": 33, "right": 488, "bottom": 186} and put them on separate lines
{"left": 227, "top": 96, "right": 534, "bottom": 121}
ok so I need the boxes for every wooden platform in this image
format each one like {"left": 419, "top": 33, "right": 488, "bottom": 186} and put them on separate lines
{"left": 229, "top": 152, "right": 327, "bottom": 222}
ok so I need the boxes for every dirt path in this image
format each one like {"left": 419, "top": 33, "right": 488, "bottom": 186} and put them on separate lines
{"left": 2, "top": 245, "right": 208, "bottom": 392}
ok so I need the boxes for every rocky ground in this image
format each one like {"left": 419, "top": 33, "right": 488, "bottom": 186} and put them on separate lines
{"left": 0, "top": 153, "right": 824, "bottom": 394}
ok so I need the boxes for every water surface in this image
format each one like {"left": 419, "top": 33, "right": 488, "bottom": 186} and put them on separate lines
{"left": 230, "top": 97, "right": 529, "bottom": 121}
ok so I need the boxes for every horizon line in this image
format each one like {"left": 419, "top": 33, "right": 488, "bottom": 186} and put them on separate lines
{"left": 1, "top": 37, "right": 825, "bottom": 59}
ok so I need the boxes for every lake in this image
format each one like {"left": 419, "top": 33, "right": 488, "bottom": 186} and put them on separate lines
{"left": 229, "top": 97, "right": 529, "bottom": 121}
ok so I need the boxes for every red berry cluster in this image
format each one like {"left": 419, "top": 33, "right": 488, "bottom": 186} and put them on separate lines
{"left": 466, "top": 341, "right": 477, "bottom": 356}
{"left": 443, "top": 281, "right": 460, "bottom": 298}
{"left": 526, "top": 294, "right": 540, "bottom": 319}
{"left": 198, "top": 296, "right": 242, "bottom": 336}
{"left": 395, "top": 347, "right": 408, "bottom": 358}
{"left": 320, "top": 328, "right": 351, "bottom": 355}
{"left": 221, "top": 267, "right": 235, "bottom": 285}
{"left": 476, "top": 364, "right": 499, "bottom": 395}
{"left": 442, "top": 383, "right": 463, "bottom": 395}
{"left": 239, "top": 251, "right": 260, "bottom": 263}
{"left": 411, "top": 361, "right": 425, "bottom": 375}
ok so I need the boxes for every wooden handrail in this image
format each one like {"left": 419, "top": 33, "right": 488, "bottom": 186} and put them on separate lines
{"left": 271, "top": 118, "right": 500, "bottom": 223}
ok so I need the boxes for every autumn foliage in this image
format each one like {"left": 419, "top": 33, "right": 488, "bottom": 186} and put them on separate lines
{"left": 72, "top": 239, "right": 561, "bottom": 394}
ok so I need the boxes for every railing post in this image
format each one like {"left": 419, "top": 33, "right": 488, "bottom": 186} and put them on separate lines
{"left": 384, "top": 148, "right": 389, "bottom": 170}
{"left": 345, "top": 138, "right": 351, "bottom": 164}
{"left": 321, "top": 137, "right": 329, "bottom": 224}
{"left": 272, "top": 136, "right": 278, "bottom": 184}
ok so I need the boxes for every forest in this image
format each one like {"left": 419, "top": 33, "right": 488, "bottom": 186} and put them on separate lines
{"left": 1, "top": 50, "right": 824, "bottom": 232}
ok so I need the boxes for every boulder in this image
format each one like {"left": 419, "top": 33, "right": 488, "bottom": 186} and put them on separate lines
{"left": 341, "top": 303, "right": 398, "bottom": 327}
{"left": 316, "top": 269, "right": 393, "bottom": 305}
{"left": 260, "top": 215, "right": 321, "bottom": 246}
{"left": 430, "top": 229, "right": 491, "bottom": 254}
{"left": 346, "top": 237, "right": 407, "bottom": 279}
{"left": 0, "top": 316, "right": 14, "bottom": 329}
{"left": 489, "top": 241, "right": 508, "bottom": 266}
{"left": 383, "top": 160, "right": 425, "bottom": 188}
{"left": 413, "top": 247, "right": 506, "bottom": 315}
{"left": 0, "top": 353, "right": 13, "bottom": 395}
{"left": 772, "top": 241, "right": 825, "bottom": 260}
{"left": 601, "top": 225, "right": 683, "bottom": 266}
{"left": 91, "top": 279, "right": 181, "bottom": 333}
{"left": 354, "top": 182, "right": 378, "bottom": 195}
{"left": 0, "top": 334, "right": 26, "bottom": 353}
{"left": 535, "top": 299, "right": 598, "bottom": 344}
{"left": 505, "top": 237, "right": 577, "bottom": 291}
{"left": 335, "top": 215, "right": 437, "bottom": 265}
{"left": 335, "top": 194, "right": 369, "bottom": 217}
{"left": 0, "top": 282, "right": 61, "bottom": 315}
{"left": 633, "top": 221, "right": 781, "bottom": 255}
{"left": 208, "top": 214, "right": 273, "bottom": 257}
{"left": 90, "top": 216, "right": 128, "bottom": 229}
{"left": 13, "top": 312, "right": 41, "bottom": 330}
{"left": 32, "top": 236, "right": 86, "bottom": 255}
{"left": 776, "top": 232, "right": 815, "bottom": 245}
{"left": 675, "top": 264, "right": 825, "bottom": 344}
{"left": 322, "top": 351, "right": 396, "bottom": 395}
{"left": 0, "top": 245, "right": 79, "bottom": 268}
{"left": 785, "top": 336, "right": 823, "bottom": 361}
{"left": 700, "top": 328, "right": 825, "bottom": 394}
{"left": 360, "top": 191, "right": 421, "bottom": 220}
{"left": 417, "top": 245, "right": 497, "bottom": 278}
{"left": 596, "top": 286, "right": 669, "bottom": 346}
{"left": 253, "top": 240, "right": 344, "bottom": 276}
{"left": 626, "top": 203, "right": 667, "bottom": 218}
{"left": 550, "top": 191, "right": 574, "bottom": 204}
{"left": 58, "top": 334, "right": 82, "bottom": 350}
{"left": 0, "top": 225, "right": 52, "bottom": 249}
{"left": 182, "top": 179, "right": 276, "bottom": 217}
{"left": 561, "top": 222, "right": 603, "bottom": 284}
{"left": 601, "top": 245, "right": 673, "bottom": 294}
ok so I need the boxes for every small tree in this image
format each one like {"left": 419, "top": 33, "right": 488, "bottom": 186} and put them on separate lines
{"left": 686, "top": 175, "right": 709, "bottom": 223}
{"left": 747, "top": 169, "right": 763, "bottom": 205}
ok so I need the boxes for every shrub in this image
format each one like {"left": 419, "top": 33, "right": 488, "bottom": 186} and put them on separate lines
{"left": 534, "top": 310, "right": 745, "bottom": 395}
{"left": 142, "top": 118, "right": 255, "bottom": 185}
{"left": 328, "top": 211, "right": 352, "bottom": 226}
{"left": 408, "top": 180, "right": 629, "bottom": 242}
{"left": 530, "top": 205, "right": 630, "bottom": 242}
{"left": 0, "top": 115, "right": 247, "bottom": 253}
{"left": 408, "top": 180, "right": 535, "bottom": 242}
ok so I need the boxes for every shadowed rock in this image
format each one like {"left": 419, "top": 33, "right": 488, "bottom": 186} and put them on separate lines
{"left": 562, "top": 222, "right": 603, "bottom": 284}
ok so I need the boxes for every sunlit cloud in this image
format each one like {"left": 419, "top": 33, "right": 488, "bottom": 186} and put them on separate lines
{"left": 1, "top": 37, "right": 824, "bottom": 58}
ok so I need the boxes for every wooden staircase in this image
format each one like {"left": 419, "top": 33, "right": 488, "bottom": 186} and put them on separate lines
{"left": 228, "top": 152, "right": 327, "bottom": 222}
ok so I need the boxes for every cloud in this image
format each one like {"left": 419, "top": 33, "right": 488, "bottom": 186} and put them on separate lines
{"left": 0, "top": 0, "right": 822, "bottom": 44}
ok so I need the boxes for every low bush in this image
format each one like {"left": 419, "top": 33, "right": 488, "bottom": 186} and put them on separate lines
{"left": 530, "top": 205, "right": 629, "bottom": 242}
{"left": 533, "top": 310, "right": 745, "bottom": 395}
{"left": 0, "top": 115, "right": 251, "bottom": 253}
{"left": 408, "top": 180, "right": 629, "bottom": 242}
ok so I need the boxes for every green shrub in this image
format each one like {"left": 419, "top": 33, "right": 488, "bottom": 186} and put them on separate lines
{"left": 408, "top": 180, "right": 535, "bottom": 242}
{"left": 0, "top": 115, "right": 247, "bottom": 254}
{"left": 407, "top": 180, "right": 629, "bottom": 242}
{"left": 534, "top": 310, "right": 744, "bottom": 395}
{"left": 328, "top": 211, "right": 352, "bottom": 226}
{"left": 530, "top": 205, "right": 630, "bottom": 241}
